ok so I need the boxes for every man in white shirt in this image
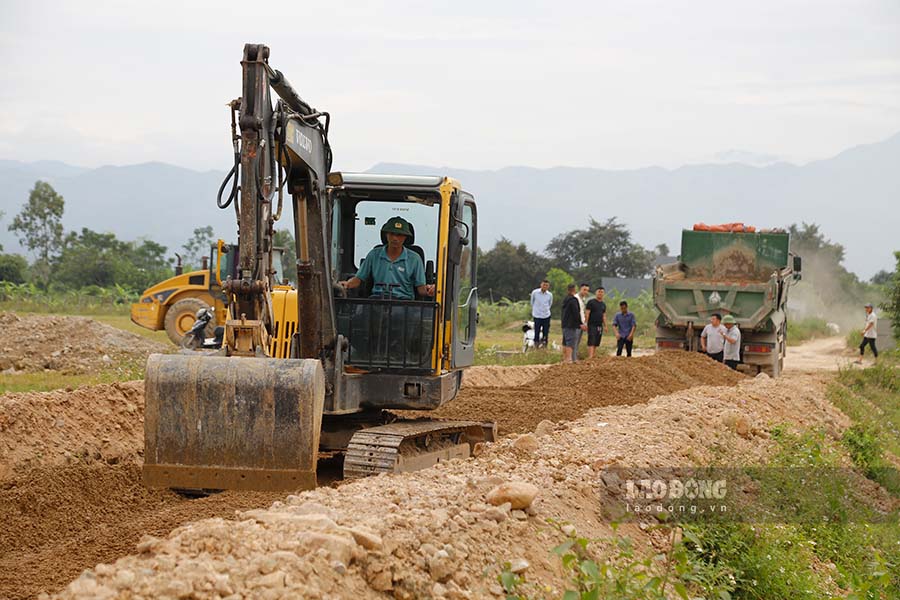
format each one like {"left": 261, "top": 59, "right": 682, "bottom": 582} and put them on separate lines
{"left": 700, "top": 313, "right": 726, "bottom": 363}
{"left": 530, "top": 279, "right": 553, "bottom": 348}
{"left": 722, "top": 314, "right": 741, "bottom": 370}
{"left": 857, "top": 303, "right": 878, "bottom": 362}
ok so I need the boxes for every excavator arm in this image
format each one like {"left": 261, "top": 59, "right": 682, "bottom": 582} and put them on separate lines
{"left": 223, "top": 44, "right": 337, "bottom": 362}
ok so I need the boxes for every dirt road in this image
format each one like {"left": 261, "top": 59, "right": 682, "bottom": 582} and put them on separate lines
{"left": 783, "top": 336, "right": 851, "bottom": 372}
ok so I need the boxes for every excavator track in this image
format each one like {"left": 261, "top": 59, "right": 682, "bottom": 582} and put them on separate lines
{"left": 343, "top": 420, "right": 496, "bottom": 479}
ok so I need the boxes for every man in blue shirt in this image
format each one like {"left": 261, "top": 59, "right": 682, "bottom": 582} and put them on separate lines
{"left": 612, "top": 300, "right": 636, "bottom": 357}
{"left": 339, "top": 217, "right": 434, "bottom": 300}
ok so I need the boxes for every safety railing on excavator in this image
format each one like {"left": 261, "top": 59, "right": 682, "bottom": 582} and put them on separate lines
{"left": 335, "top": 298, "right": 438, "bottom": 371}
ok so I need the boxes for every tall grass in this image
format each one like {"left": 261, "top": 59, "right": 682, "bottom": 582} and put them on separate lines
{"left": 0, "top": 282, "right": 136, "bottom": 316}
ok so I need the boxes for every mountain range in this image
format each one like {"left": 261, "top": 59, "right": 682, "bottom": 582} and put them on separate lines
{"left": 1, "top": 132, "right": 898, "bottom": 279}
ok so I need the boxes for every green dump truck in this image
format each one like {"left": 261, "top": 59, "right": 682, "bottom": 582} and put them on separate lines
{"left": 654, "top": 228, "right": 801, "bottom": 377}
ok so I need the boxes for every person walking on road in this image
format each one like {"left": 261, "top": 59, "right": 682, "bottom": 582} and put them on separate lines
{"left": 573, "top": 283, "right": 590, "bottom": 357}
{"left": 722, "top": 314, "right": 741, "bottom": 370}
{"left": 856, "top": 303, "right": 878, "bottom": 362}
{"left": 612, "top": 300, "right": 636, "bottom": 357}
{"left": 701, "top": 313, "right": 726, "bottom": 363}
{"left": 585, "top": 286, "right": 608, "bottom": 358}
{"left": 530, "top": 279, "right": 553, "bottom": 348}
{"left": 561, "top": 283, "right": 585, "bottom": 363}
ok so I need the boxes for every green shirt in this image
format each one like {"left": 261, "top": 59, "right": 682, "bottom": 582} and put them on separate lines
{"left": 356, "top": 246, "right": 426, "bottom": 300}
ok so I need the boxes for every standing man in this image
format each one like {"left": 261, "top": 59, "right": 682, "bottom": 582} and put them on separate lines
{"left": 585, "top": 286, "right": 608, "bottom": 358}
{"left": 612, "top": 300, "right": 636, "bottom": 357}
{"left": 722, "top": 314, "right": 741, "bottom": 370}
{"left": 530, "top": 279, "right": 553, "bottom": 348}
{"left": 700, "top": 313, "right": 726, "bottom": 363}
{"left": 857, "top": 303, "right": 878, "bottom": 362}
{"left": 573, "top": 283, "right": 591, "bottom": 356}
{"left": 561, "top": 283, "right": 583, "bottom": 363}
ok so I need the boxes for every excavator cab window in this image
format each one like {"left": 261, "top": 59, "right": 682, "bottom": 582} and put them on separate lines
{"left": 333, "top": 193, "right": 441, "bottom": 372}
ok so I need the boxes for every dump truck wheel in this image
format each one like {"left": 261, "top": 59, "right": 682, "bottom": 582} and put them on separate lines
{"left": 164, "top": 298, "right": 214, "bottom": 345}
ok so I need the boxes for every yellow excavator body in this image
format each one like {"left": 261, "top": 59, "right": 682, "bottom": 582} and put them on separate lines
{"left": 142, "top": 44, "right": 486, "bottom": 494}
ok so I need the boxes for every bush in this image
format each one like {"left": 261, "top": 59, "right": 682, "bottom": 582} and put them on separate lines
{"left": 478, "top": 299, "right": 531, "bottom": 330}
{"left": 0, "top": 254, "right": 28, "bottom": 283}
{"left": 787, "top": 317, "right": 832, "bottom": 344}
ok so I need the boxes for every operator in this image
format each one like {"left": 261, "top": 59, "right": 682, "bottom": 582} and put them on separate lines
{"left": 339, "top": 216, "right": 435, "bottom": 300}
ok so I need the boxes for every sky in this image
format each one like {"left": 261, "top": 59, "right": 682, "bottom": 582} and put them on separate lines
{"left": 1, "top": 0, "right": 899, "bottom": 173}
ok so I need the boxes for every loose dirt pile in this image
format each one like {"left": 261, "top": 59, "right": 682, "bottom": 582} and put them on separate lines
{"left": 0, "top": 381, "right": 143, "bottom": 482}
{"left": 0, "top": 312, "right": 166, "bottom": 374}
{"left": 55, "top": 372, "right": 854, "bottom": 599}
{"left": 460, "top": 364, "right": 550, "bottom": 388}
{"left": 406, "top": 352, "right": 746, "bottom": 434}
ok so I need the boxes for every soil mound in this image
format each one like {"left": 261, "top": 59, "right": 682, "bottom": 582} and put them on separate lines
{"left": 0, "top": 381, "right": 144, "bottom": 482}
{"left": 405, "top": 351, "right": 746, "bottom": 434}
{"left": 461, "top": 364, "right": 551, "bottom": 388}
{"left": 0, "top": 312, "right": 166, "bottom": 374}
{"left": 0, "top": 462, "right": 282, "bottom": 600}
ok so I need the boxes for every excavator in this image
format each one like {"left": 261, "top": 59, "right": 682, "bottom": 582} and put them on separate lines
{"left": 143, "top": 43, "right": 490, "bottom": 492}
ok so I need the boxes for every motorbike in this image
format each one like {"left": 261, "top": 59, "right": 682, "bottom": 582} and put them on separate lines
{"left": 180, "top": 307, "right": 224, "bottom": 350}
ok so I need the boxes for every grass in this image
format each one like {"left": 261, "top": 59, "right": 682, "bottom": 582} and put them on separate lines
{"left": 0, "top": 356, "right": 145, "bottom": 394}
{"left": 787, "top": 316, "right": 834, "bottom": 346}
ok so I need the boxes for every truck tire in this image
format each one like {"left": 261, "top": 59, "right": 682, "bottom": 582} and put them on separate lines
{"left": 164, "top": 298, "right": 214, "bottom": 345}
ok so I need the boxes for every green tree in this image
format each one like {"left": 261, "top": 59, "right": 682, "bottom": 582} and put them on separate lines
{"left": 477, "top": 237, "right": 550, "bottom": 301}
{"left": 182, "top": 225, "right": 215, "bottom": 269}
{"left": 788, "top": 222, "right": 877, "bottom": 311}
{"left": 545, "top": 266, "right": 573, "bottom": 316}
{"left": 8, "top": 181, "right": 65, "bottom": 287}
{"left": 546, "top": 217, "right": 653, "bottom": 284}
{"left": 273, "top": 229, "right": 297, "bottom": 285}
{"left": 881, "top": 251, "right": 900, "bottom": 339}
{"left": 0, "top": 254, "right": 28, "bottom": 283}
{"left": 53, "top": 229, "right": 171, "bottom": 291}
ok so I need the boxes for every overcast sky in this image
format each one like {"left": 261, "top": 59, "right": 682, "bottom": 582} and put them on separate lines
{"left": 1, "top": 0, "right": 899, "bottom": 172}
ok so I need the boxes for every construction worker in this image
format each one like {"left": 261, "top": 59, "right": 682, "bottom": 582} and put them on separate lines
{"left": 701, "top": 313, "right": 726, "bottom": 363}
{"left": 722, "top": 314, "right": 741, "bottom": 370}
{"left": 530, "top": 279, "right": 553, "bottom": 348}
{"left": 857, "top": 303, "right": 878, "bottom": 362}
{"left": 561, "top": 283, "right": 585, "bottom": 363}
{"left": 339, "top": 217, "right": 434, "bottom": 300}
{"left": 613, "top": 301, "right": 636, "bottom": 357}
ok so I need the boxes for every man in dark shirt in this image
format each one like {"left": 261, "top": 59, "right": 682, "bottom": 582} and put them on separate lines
{"left": 612, "top": 300, "right": 637, "bottom": 357}
{"left": 585, "top": 286, "right": 607, "bottom": 358}
{"left": 561, "top": 283, "right": 585, "bottom": 363}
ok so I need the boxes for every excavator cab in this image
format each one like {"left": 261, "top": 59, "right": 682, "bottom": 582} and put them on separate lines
{"left": 142, "top": 44, "right": 487, "bottom": 493}
{"left": 330, "top": 173, "right": 478, "bottom": 373}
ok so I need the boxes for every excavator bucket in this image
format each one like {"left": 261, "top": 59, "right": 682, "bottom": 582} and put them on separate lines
{"left": 142, "top": 353, "right": 325, "bottom": 492}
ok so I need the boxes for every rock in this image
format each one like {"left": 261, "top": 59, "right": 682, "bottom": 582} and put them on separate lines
{"left": 722, "top": 410, "right": 753, "bottom": 439}
{"left": 486, "top": 481, "right": 539, "bottom": 510}
{"left": 508, "top": 558, "right": 530, "bottom": 574}
{"left": 428, "top": 549, "right": 454, "bottom": 582}
{"left": 755, "top": 371, "right": 771, "bottom": 379}
{"left": 561, "top": 524, "right": 576, "bottom": 537}
{"left": 432, "top": 582, "right": 448, "bottom": 597}
{"left": 482, "top": 506, "right": 508, "bottom": 523}
{"left": 331, "top": 561, "right": 347, "bottom": 574}
{"left": 513, "top": 433, "right": 540, "bottom": 453}
{"left": 348, "top": 526, "right": 383, "bottom": 551}
{"left": 534, "top": 419, "right": 555, "bottom": 437}
{"left": 511, "top": 509, "right": 527, "bottom": 520}
{"left": 300, "top": 532, "right": 355, "bottom": 565}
